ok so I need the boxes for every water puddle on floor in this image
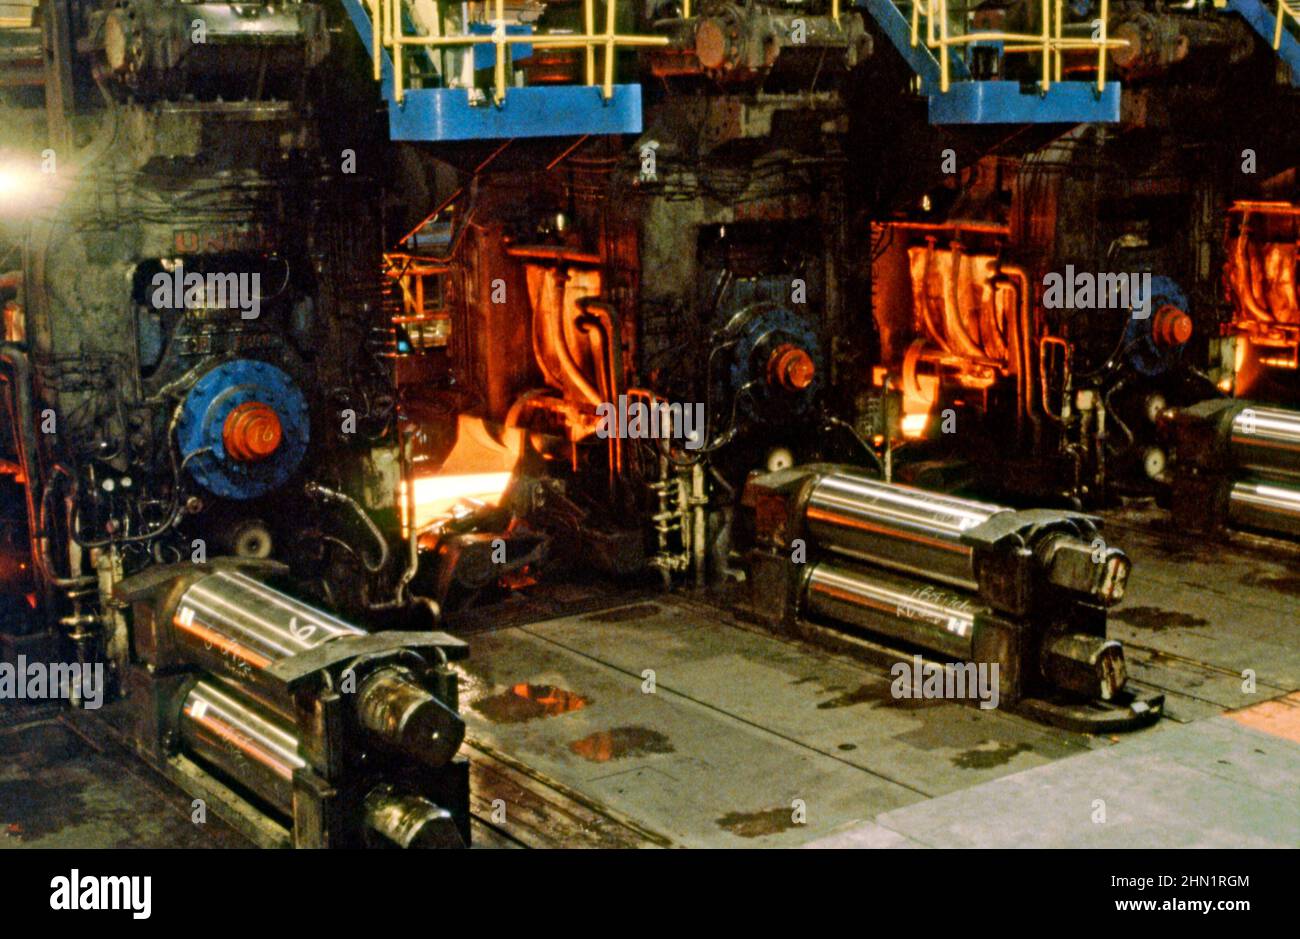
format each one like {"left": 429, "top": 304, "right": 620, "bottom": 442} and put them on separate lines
{"left": 569, "top": 726, "right": 674, "bottom": 762}
{"left": 472, "top": 684, "right": 590, "bottom": 723}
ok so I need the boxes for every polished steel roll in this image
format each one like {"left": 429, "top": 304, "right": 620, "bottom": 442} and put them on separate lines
{"left": 803, "top": 561, "right": 985, "bottom": 660}
{"left": 1230, "top": 406, "right": 1300, "bottom": 481}
{"left": 804, "top": 472, "right": 1008, "bottom": 590}
{"left": 168, "top": 569, "right": 464, "bottom": 768}
{"left": 1227, "top": 479, "right": 1300, "bottom": 538}
{"left": 180, "top": 679, "right": 465, "bottom": 838}
{"left": 169, "top": 568, "right": 365, "bottom": 709}
{"left": 180, "top": 678, "right": 305, "bottom": 816}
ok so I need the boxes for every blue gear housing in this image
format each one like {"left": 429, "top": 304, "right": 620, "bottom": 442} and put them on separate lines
{"left": 177, "top": 359, "right": 310, "bottom": 500}
{"left": 724, "top": 303, "right": 822, "bottom": 417}
{"left": 1123, "top": 275, "right": 1188, "bottom": 377}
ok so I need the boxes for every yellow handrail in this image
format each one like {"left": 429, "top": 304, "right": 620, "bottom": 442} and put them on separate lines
{"left": 1275, "top": 0, "right": 1300, "bottom": 50}
{"left": 908, "top": 0, "right": 1127, "bottom": 93}
{"left": 373, "top": 0, "right": 669, "bottom": 105}
{"left": 1097, "top": 0, "right": 1108, "bottom": 91}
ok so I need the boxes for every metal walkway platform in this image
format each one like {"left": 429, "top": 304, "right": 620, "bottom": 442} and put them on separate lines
{"left": 338, "top": 0, "right": 651, "bottom": 142}
{"left": 859, "top": 0, "right": 1122, "bottom": 125}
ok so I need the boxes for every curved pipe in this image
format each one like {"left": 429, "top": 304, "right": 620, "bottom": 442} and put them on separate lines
{"left": 529, "top": 278, "right": 563, "bottom": 391}
{"left": 0, "top": 346, "right": 70, "bottom": 607}
{"left": 368, "top": 429, "right": 440, "bottom": 621}
{"left": 40, "top": 465, "right": 95, "bottom": 588}
{"left": 577, "top": 319, "right": 617, "bottom": 491}
{"left": 577, "top": 299, "right": 625, "bottom": 392}
{"left": 304, "top": 482, "right": 390, "bottom": 573}
{"left": 997, "top": 266, "right": 1042, "bottom": 446}
{"left": 1235, "top": 218, "right": 1274, "bottom": 323}
{"left": 941, "top": 241, "right": 986, "bottom": 359}
{"left": 1039, "top": 335, "right": 1070, "bottom": 424}
{"left": 581, "top": 300, "right": 627, "bottom": 475}
{"left": 578, "top": 319, "right": 610, "bottom": 400}
{"left": 537, "top": 269, "right": 602, "bottom": 406}
{"left": 978, "top": 269, "right": 1008, "bottom": 363}
{"left": 988, "top": 274, "right": 1025, "bottom": 443}
{"left": 919, "top": 240, "right": 955, "bottom": 356}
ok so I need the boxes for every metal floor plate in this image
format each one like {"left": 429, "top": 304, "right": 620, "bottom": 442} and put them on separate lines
{"left": 2, "top": 504, "right": 1297, "bottom": 848}
{"left": 455, "top": 508, "right": 1300, "bottom": 848}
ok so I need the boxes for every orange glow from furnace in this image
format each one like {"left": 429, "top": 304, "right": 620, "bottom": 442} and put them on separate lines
{"left": 401, "top": 472, "right": 514, "bottom": 526}
{"left": 901, "top": 412, "right": 930, "bottom": 438}
{"left": 401, "top": 415, "right": 523, "bottom": 531}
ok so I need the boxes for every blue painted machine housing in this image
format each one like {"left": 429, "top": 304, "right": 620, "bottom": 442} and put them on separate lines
{"left": 177, "top": 359, "right": 310, "bottom": 500}
{"left": 1123, "top": 275, "right": 1188, "bottom": 377}
{"left": 725, "top": 302, "right": 823, "bottom": 418}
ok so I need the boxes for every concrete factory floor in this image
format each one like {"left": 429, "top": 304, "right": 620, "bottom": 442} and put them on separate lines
{"left": 0, "top": 712, "right": 249, "bottom": 849}
{"left": 2, "top": 504, "right": 1299, "bottom": 849}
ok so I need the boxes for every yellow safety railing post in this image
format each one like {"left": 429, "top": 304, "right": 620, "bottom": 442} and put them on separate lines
{"left": 910, "top": 0, "right": 920, "bottom": 48}
{"left": 604, "top": 0, "right": 616, "bottom": 99}
{"left": 392, "top": 0, "right": 404, "bottom": 103}
{"left": 1040, "top": 0, "right": 1050, "bottom": 91}
{"left": 832, "top": 0, "right": 840, "bottom": 25}
{"left": 430, "top": 3, "right": 442, "bottom": 85}
{"left": 370, "top": 0, "right": 381, "bottom": 80}
{"left": 1097, "top": 0, "right": 1108, "bottom": 91}
{"left": 1275, "top": 0, "right": 1287, "bottom": 48}
{"left": 1054, "top": 0, "right": 1063, "bottom": 81}
{"left": 585, "top": 0, "right": 595, "bottom": 86}
{"left": 939, "top": 0, "right": 949, "bottom": 92}
{"left": 494, "top": 0, "right": 506, "bottom": 104}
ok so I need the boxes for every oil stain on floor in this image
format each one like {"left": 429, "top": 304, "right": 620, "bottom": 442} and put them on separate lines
{"left": 716, "top": 807, "right": 799, "bottom": 838}
{"left": 951, "top": 741, "right": 1033, "bottom": 770}
{"left": 0, "top": 717, "right": 246, "bottom": 847}
{"left": 1240, "top": 569, "right": 1300, "bottom": 598}
{"left": 816, "top": 684, "right": 878, "bottom": 710}
{"left": 1112, "top": 605, "right": 1210, "bottom": 632}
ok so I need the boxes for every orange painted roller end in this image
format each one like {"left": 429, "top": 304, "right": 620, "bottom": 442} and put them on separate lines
{"left": 223, "top": 402, "right": 283, "bottom": 463}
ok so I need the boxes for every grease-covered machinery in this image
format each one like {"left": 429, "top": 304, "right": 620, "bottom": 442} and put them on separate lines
{"left": 1161, "top": 400, "right": 1300, "bottom": 539}
{"left": 116, "top": 559, "right": 470, "bottom": 848}
{"left": 742, "top": 467, "right": 1161, "bottom": 730}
